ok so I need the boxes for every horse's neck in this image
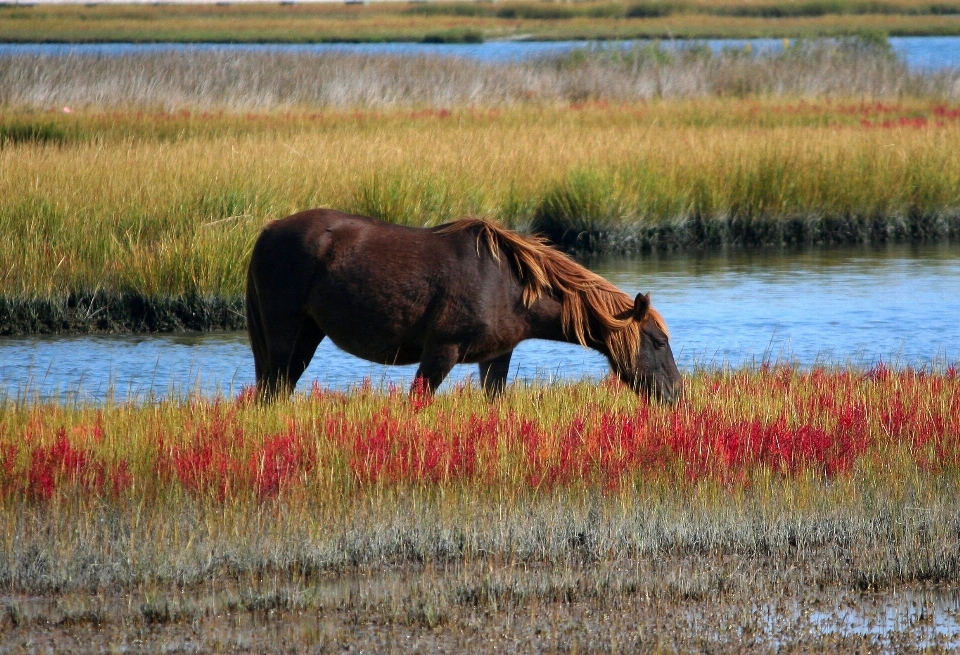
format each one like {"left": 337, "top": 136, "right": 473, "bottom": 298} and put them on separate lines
{"left": 526, "top": 296, "right": 609, "bottom": 357}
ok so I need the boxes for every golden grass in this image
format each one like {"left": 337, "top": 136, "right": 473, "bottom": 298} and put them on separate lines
{"left": 1, "top": 101, "right": 959, "bottom": 300}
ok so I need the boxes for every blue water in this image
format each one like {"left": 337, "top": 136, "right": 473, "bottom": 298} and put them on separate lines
{"left": 0, "top": 36, "right": 957, "bottom": 70}
{"left": 1, "top": 244, "right": 958, "bottom": 400}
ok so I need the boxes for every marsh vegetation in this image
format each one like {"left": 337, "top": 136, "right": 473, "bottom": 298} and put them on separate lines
{"left": 3, "top": 30, "right": 960, "bottom": 652}
{"left": 2, "top": 368, "right": 960, "bottom": 650}
{"left": 2, "top": 41, "right": 960, "bottom": 334}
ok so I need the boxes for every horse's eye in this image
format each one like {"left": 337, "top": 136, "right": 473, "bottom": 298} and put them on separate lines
{"left": 653, "top": 337, "right": 667, "bottom": 349}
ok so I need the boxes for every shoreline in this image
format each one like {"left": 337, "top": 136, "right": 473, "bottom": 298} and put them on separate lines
{"left": 2, "top": 222, "right": 957, "bottom": 336}
{"left": 5, "top": 26, "right": 960, "bottom": 42}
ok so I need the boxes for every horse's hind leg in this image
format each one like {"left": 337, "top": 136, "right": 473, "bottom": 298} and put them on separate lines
{"left": 479, "top": 350, "right": 513, "bottom": 399}
{"left": 259, "top": 317, "right": 325, "bottom": 399}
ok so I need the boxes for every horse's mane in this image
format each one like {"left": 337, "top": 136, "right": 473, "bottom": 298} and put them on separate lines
{"left": 437, "top": 218, "right": 668, "bottom": 368}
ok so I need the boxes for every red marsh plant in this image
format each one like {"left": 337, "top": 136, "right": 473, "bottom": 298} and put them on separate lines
{"left": 0, "top": 365, "right": 958, "bottom": 503}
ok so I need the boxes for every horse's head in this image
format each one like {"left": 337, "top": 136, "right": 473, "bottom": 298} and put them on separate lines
{"left": 616, "top": 292, "right": 682, "bottom": 403}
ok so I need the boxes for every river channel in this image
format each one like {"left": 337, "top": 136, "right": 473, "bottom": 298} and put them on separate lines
{"left": 1, "top": 244, "right": 958, "bottom": 401}
{"left": 2, "top": 36, "right": 959, "bottom": 70}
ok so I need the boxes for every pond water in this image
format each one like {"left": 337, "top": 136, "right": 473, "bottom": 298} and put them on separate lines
{"left": 0, "top": 36, "right": 958, "bottom": 70}
{"left": 1, "top": 244, "right": 958, "bottom": 400}
{"left": 774, "top": 587, "right": 960, "bottom": 650}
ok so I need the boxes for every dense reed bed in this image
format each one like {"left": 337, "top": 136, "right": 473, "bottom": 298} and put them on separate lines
{"left": 2, "top": 0, "right": 960, "bottom": 42}
{"left": 3, "top": 40, "right": 957, "bottom": 110}
{"left": 1, "top": 367, "right": 959, "bottom": 650}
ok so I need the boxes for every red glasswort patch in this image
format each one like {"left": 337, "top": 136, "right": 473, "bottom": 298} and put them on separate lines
{"left": 3, "top": 368, "right": 959, "bottom": 501}
{"left": 249, "top": 423, "right": 315, "bottom": 498}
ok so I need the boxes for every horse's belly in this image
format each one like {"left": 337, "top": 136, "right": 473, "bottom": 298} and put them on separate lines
{"left": 309, "top": 279, "right": 438, "bottom": 365}
{"left": 323, "top": 327, "right": 422, "bottom": 366}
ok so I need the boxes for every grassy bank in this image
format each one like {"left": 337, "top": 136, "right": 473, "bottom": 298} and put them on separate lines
{"left": 1, "top": 368, "right": 959, "bottom": 650}
{"left": 3, "top": 0, "right": 960, "bottom": 42}
{"left": 2, "top": 100, "right": 960, "bottom": 333}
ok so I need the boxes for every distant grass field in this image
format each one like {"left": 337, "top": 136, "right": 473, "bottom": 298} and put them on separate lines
{"left": 1, "top": 368, "right": 960, "bottom": 650}
{"left": 2, "top": 0, "right": 960, "bottom": 42}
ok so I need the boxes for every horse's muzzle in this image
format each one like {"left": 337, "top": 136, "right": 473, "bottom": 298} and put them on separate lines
{"left": 659, "top": 382, "right": 683, "bottom": 405}
{"left": 635, "top": 376, "right": 683, "bottom": 404}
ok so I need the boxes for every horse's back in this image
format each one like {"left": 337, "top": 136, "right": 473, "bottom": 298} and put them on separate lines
{"left": 250, "top": 210, "right": 517, "bottom": 363}
{"left": 253, "top": 208, "right": 460, "bottom": 267}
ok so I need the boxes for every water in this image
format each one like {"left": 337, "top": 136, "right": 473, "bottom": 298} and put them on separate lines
{"left": 782, "top": 588, "right": 960, "bottom": 651}
{"left": 1, "top": 244, "right": 958, "bottom": 400}
{"left": 0, "top": 36, "right": 958, "bottom": 70}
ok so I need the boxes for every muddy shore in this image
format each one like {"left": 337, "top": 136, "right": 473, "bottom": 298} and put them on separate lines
{"left": 3, "top": 556, "right": 958, "bottom": 654}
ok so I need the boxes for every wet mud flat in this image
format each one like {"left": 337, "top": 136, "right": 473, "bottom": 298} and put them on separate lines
{"left": 3, "top": 555, "right": 959, "bottom": 654}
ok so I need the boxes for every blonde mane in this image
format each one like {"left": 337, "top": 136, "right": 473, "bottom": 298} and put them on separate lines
{"left": 438, "top": 218, "right": 668, "bottom": 368}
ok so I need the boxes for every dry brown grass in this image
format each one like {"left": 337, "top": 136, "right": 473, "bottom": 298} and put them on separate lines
{"left": 1, "top": 44, "right": 956, "bottom": 111}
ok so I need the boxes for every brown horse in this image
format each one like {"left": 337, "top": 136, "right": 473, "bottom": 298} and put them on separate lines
{"left": 246, "top": 209, "right": 682, "bottom": 401}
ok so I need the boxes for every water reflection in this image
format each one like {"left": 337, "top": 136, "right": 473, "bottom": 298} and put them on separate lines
{"left": 1, "top": 244, "right": 958, "bottom": 401}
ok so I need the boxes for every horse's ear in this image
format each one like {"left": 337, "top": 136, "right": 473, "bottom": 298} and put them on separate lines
{"left": 633, "top": 292, "right": 650, "bottom": 321}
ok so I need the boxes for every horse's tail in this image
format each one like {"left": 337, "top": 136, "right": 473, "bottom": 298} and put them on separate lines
{"left": 245, "top": 261, "right": 268, "bottom": 388}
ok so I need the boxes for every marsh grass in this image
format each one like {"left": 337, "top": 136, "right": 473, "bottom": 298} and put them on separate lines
{"left": 0, "top": 367, "right": 958, "bottom": 593}
{"left": 1, "top": 100, "right": 959, "bottom": 323}
{"left": 2, "top": 41, "right": 956, "bottom": 111}
{"left": 1, "top": 44, "right": 959, "bottom": 332}
{"left": 2, "top": 369, "right": 959, "bottom": 650}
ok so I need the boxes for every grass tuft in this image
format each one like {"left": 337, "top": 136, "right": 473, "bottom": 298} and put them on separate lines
{"left": 532, "top": 168, "right": 628, "bottom": 251}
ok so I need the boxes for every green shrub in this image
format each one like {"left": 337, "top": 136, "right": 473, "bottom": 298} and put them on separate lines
{"left": 404, "top": 2, "right": 495, "bottom": 17}
{"left": 718, "top": 0, "right": 846, "bottom": 17}
{"left": 495, "top": 3, "right": 575, "bottom": 19}
{"left": 625, "top": 2, "right": 678, "bottom": 18}
{"left": 421, "top": 29, "right": 484, "bottom": 43}
{"left": 585, "top": 3, "right": 627, "bottom": 18}
{"left": 0, "top": 121, "right": 68, "bottom": 147}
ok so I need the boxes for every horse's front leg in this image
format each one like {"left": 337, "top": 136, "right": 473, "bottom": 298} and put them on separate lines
{"left": 412, "top": 343, "right": 460, "bottom": 395}
{"left": 479, "top": 350, "right": 513, "bottom": 399}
